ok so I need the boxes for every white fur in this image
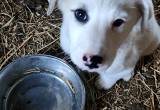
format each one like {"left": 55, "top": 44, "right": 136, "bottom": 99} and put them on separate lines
{"left": 47, "top": 0, "right": 160, "bottom": 89}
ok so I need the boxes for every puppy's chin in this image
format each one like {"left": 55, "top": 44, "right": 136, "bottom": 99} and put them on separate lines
{"left": 79, "top": 64, "right": 108, "bottom": 73}
{"left": 86, "top": 65, "right": 108, "bottom": 73}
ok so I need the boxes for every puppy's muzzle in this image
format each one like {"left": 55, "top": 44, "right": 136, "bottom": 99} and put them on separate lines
{"left": 83, "top": 55, "right": 103, "bottom": 69}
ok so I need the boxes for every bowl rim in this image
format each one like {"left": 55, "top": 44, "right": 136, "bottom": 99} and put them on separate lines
{"left": 0, "top": 54, "right": 86, "bottom": 110}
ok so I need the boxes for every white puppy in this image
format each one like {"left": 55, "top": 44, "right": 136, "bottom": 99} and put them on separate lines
{"left": 47, "top": 0, "right": 160, "bottom": 89}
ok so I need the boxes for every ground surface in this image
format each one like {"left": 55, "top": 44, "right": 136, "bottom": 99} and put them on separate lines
{"left": 0, "top": 0, "right": 160, "bottom": 110}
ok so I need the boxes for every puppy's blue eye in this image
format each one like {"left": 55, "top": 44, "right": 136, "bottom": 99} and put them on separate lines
{"left": 74, "top": 9, "right": 88, "bottom": 23}
{"left": 113, "top": 19, "right": 125, "bottom": 27}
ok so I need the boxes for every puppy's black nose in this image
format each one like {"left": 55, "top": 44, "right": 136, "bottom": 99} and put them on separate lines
{"left": 83, "top": 55, "right": 103, "bottom": 69}
{"left": 90, "top": 55, "right": 103, "bottom": 64}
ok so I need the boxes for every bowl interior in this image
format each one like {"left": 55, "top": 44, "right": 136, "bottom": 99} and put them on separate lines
{"left": 5, "top": 72, "right": 74, "bottom": 110}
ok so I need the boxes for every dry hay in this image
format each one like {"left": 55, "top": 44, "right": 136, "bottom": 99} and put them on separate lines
{"left": 0, "top": 0, "right": 160, "bottom": 110}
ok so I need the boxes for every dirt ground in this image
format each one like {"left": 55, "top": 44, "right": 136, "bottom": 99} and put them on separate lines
{"left": 0, "top": 0, "right": 160, "bottom": 110}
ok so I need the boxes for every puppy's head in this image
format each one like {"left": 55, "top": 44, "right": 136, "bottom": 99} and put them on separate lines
{"left": 48, "top": 0, "right": 154, "bottom": 72}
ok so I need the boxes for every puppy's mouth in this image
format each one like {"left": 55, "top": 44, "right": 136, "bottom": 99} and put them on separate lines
{"left": 83, "top": 63, "right": 108, "bottom": 73}
{"left": 85, "top": 62, "right": 100, "bottom": 69}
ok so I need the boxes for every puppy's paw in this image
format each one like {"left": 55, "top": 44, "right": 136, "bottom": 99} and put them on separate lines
{"left": 95, "top": 78, "right": 104, "bottom": 89}
{"left": 95, "top": 77, "right": 116, "bottom": 90}
{"left": 122, "top": 72, "right": 133, "bottom": 81}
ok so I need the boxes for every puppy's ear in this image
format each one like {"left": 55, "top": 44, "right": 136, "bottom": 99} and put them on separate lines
{"left": 47, "top": 0, "right": 57, "bottom": 15}
{"left": 136, "top": 0, "right": 154, "bottom": 30}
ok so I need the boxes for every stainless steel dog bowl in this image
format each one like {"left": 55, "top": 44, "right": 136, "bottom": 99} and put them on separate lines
{"left": 0, "top": 55, "right": 86, "bottom": 110}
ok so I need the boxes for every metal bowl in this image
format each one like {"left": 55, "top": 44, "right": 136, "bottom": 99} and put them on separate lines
{"left": 0, "top": 55, "right": 86, "bottom": 110}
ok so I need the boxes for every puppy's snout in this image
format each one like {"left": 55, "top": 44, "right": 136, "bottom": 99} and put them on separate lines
{"left": 90, "top": 55, "right": 103, "bottom": 64}
{"left": 83, "top": 55, "right": 103, "bottom": 69}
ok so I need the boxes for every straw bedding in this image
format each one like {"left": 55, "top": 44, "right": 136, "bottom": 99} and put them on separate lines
{"left": 0, "top": 0, "right": 160, "bottom": 109}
